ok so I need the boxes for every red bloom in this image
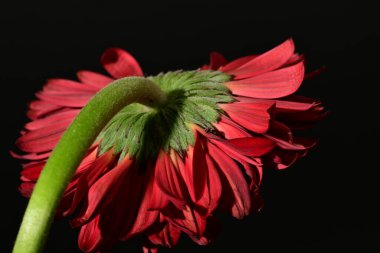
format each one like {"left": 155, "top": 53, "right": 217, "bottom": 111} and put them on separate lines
{"left": 13, "top": 39, "right": 326, "bottom": 252}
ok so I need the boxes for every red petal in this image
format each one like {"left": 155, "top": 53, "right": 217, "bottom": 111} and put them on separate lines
{"left": 20, "top": 161, "right": 44, "bottom": 181}
{"left": 149, "top": 181, "right": 170, "bottom": 210}
{"left": 275, "top": 97, "right": 327, "bottom": 129}
{"left": 227, "top": 136, "right": 276, "bottom": 157}
{"left": 147, "top": 222, "right": 181, "bottom": 248}
{"left": 188, "top": 216, "right": 220, "bottom": 245}
{"left": 77, "top": 70, "right": 113, "bottom": 89}
{"left": 27, "top": 100, "right": 62, "bottom": 120}
{"left": 181, "top": 206, "right": 207, "bottom": 236}
{"left": 10, "top": 150, "right": 51, "bottom": 160}
{"left": 71, "top": 145, "right": 100, "bottom": 177}
{"left": 123, "top": 164, "right": 160, "bottom": 239}
{"left": 207, "top": 142, "right": 251, "bottom": 219}
{"left": 166, "top": 205, "right": 207, "bottom": 237}
{"left": 206, "top": 134, "right": 260, "bottom": 166}
{"left": 142, "top": 246, "right": 158, "bottom": 253}
{"left": 24, "top": 109, "right": 79, "bottom": 131}
{"left": 221, "top": 54, "right": 258, "bottom": 72}
{"left": 267, "top": 148, "right": 305, "bottom": 170}
{"left": 155, "top": 150, "right": 189, "bottom": 208}
{"left": 100, "top": 48, "right": 143, "bottom": 79}
{"left": 97, "top": 164, "right": 147, "bottom": 245}
{"left": 64, "top": 150, "right": 114, "bottom": 216}
{"left": 264, "top": 121, "right": 317, "bottom": 150}
{"left": 196, "top": 153, "right": 222, "bottom": 214}
{"left": 282, "top": 53, "right": 304, "bottom": 67}
{"left": 209, "top": 51, "right": 228, "bottom": 70}
{"left": 78, "top": 215, "right": 103, "bottom": 253}
{"left": 278, "top": 109, "right": 327, "bottom": 130}
{"left": 19, "top": 182, "right": 35, "bottom": 197}
{"left": 219, "top": 100, "right": 275, "bottom": 133}
{"left": 240, "top": 161, "right": 263, "bottom": 187}
{"left": 225, "top": 61, "right": 305, "bottom": 99}
{"left": 276, "top": 109, "right": 327, "bottom": 129}
{"left": 275, "top": 98, "right": 318, "bottom": 111}
{"left": 16, "top": 117, "right": 73, "bottom": 153}
{"left": 124, "top": 205, "right": 159, "bottom": 241}
{"left": 184, "top": 132, "right": 207, "bottom": 201}
{"left": 71, "top": 156, "right": 134, "bottom": 226}
{"left": 36, "top": 91, "right": 93, "bottom": 107}
{"left": 213, "top": 115, "right": 251, "bottom": 139}
{"left": 42, "top": 78, "right": 99, "bottom": 94}
{"left": 225, "top": 39, "right": 295, "bottom": 79}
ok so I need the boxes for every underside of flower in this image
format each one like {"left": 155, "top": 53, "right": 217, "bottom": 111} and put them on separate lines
{"left": 13, "top": 39, "right": 327, "bottom": 253}
{"left": 98, "top": 70, "right": 232, "bottom": 162}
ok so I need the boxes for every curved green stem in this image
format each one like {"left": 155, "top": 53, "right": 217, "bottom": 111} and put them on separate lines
{"left": 13, "top": 77, "right": 166, "bottom": 253}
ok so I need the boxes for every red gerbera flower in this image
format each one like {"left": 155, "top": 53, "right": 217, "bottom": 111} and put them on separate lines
{"left": 13, "top": 39, "right": 326, "bottom": 252}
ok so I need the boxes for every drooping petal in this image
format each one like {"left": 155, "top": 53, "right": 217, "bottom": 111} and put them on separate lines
{"left": 240, "top": 160, "right": 263, "bottom": 188}
{"left": 42, "top": 78, "right": 99, "bottom": 94}
{"left": 275, "top": 98, "right": 327, "bottom": 129}
{"left": 70, "top": 144, "right": 100, "bottom": 177}
{"left": 265, "top": 120, "right": 293, "bottom": 144}
{"left": 207, "top": 142, "right": 251, "bottom": 219}
{"left": 219, "top": 100, "right": 275, "bottom": 134}
{"left": 100, "top": 48, "right": 143, "bottom": 78}
{"left": 277, "top": 109, "right": 327, "bottom": 129}
{"left": 146, "top": 221, "right": 181, "bottom": 248}
{"left": 24, "top": 109, "right": 79, "bottom": 131}
{"left": 64, "top": 150, "right": 114, "bottom": 216}
{"left": 16, "top": 117, "right": 73, "bottom": 153}
{"left": 225, "top": 39, "right": 295, "bottom": 79}
{"left": 225, "top": 61, "right": 305, "bottom": 99}
{"left": 36, "top": 91, "right": 94, "bottom": 107}
{"left": 155, "top": 150, "right": 189, "bottom": 208}
{"left": 163, "top": 204, "right": 206, "bottom": 237}
{"left": 196, "top": 153, "right": 222, "bottom": 214}
{"left": 180, "top": 206, "right": 207, "bottom": 236}
{"left": 27, "top": 100, "right": 63, "bottom": 120}
{"left": 122, "top": 163, "right": 161, "bottom": 239}
{"left": 184, "top": 132, "right": 207, "bottom": 202}
{"left": 239, "top": 161, "right": 264, "bottom": 212}
{"left": 76, "top": 159, "right": 150, "bottom": 252}
{"left": 282, "top": 53, "right": 304, "bottom": 67}
{"left": 213, "top": 115, "right": 251, "bottom": 139}
{"left": 275, "top": 95, "right": 319, "bottom": 111}
{"left": 71, "top": 156, "right": 134, "bottom": 227}
{"left": 98, "top": 164, "right": 147, "bottom": 245}
{"left": 10, "top": 150, "right": 51, "bottom": 161}
{"left": 19, "top": 182, "right": 35, "bottom": 197}
{"left": 221, "top": 54, "right": 258, "bottom": 72}
{"left": 266, "top": 148, "right": 307, "bottom": 170}
{"left": 77, "top": 70, "right": 113, "bottom": 89}
{"left": 78, "top": 215, "right": 103, "bottom": 253}
{"left": 208, "top": 51, "right": 228, "bottom": 70}
{"left": 149, "top": 180, "right": 170, "bottom": 210}
{"left": 188, "top": 216, "right": 220, "bottom": 245}
{"left": 227, "top": 136, "right": 276, "bottom": 157}
{"left": 142, "top": 245, "right": 158, "bottom": 253}
{"left": 265, "top": 122, "right": 317, "bottom": 151}
{"left": 20, "top": 161, "right": 44, "bottom": 181}
{"left": 206, "top": 134, "right": 261, "bottom": 166}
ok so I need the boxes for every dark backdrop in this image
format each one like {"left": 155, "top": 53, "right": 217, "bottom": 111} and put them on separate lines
{"left": 1, "top": 1, "right": 379, "bottom": 252}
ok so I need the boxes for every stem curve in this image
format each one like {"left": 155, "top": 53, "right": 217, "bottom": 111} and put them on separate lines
{"left": 13, "top": 77, "right": 166, "bottom": 253}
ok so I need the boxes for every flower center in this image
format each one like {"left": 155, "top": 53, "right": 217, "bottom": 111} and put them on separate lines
{"left": 97, "top": 70, "right": 233, "bottom": 161}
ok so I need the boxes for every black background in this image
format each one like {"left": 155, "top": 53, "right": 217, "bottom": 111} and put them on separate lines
{"left": 1, "top": 1, "right": 379, "bottom": 252}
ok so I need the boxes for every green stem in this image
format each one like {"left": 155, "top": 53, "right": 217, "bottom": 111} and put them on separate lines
{"left": 13, "top": 77, "right": 166, "bottom": 253}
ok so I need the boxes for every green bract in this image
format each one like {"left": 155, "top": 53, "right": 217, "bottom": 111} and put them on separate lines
{"left": 98, "top": 70, "right": 233, "bottom": 161}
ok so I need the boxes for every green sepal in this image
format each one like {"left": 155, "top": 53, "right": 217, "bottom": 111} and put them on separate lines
{"left": 98, "top": 70, "right": 233, "bottom": 161}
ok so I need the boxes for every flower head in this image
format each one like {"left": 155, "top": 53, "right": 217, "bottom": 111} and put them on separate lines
{"left": 13, "top": 39, "right": 326, "bottom": 252}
